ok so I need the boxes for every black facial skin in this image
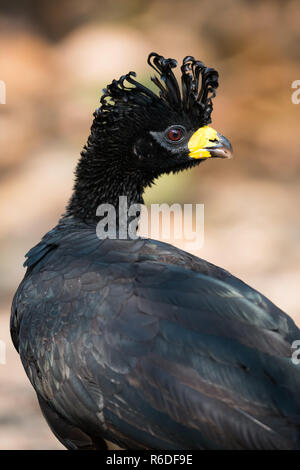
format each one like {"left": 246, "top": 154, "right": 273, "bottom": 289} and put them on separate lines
{"left": 131, "top": 111, "right": 202, "bottom": 175}
{"left": 133, "top": 124, "right": 193, "bottom": 171}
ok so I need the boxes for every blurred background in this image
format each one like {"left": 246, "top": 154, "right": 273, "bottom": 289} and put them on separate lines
{"left": 0, "top": 0, "right": 300, "bottom": 449}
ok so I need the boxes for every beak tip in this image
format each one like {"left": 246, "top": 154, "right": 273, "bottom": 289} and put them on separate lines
{"left": 221, "top": 148, "right": 233, "bottom": 159}
{"left": 210, "top": 134, "right": 233, "bottom": 159}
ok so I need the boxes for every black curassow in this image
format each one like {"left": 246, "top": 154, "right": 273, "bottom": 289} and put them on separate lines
{"left": 11, "top": 53, "right": 300, "bottom": 450}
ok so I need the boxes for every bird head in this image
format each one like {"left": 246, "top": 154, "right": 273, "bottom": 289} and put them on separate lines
{"left": 88, "top": 52, "right": 232, "bottom": 180}
{"left": 69, "top": 53, "right": 233, "bottom": 221}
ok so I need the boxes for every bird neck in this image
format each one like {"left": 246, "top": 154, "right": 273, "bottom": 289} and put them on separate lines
{"left": 64, "top": 147, "right": 151, "bottom": 232}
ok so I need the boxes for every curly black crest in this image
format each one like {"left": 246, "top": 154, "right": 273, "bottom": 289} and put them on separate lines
{"left": 98, "top": 52, "right": 219, "bottom": 126}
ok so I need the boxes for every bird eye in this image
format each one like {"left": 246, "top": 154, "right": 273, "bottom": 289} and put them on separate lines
{"left": 167, "top": 127, "right": 184, "bottom": 142}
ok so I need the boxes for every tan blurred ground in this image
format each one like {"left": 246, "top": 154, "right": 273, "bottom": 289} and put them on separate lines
{"left": 0, "top": 0, "right": 300, "bottom": 450}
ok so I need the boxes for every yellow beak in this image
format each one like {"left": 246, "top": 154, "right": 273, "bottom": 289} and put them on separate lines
{"left": 188, "top": 125, "right": 233, "bottom": 159}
